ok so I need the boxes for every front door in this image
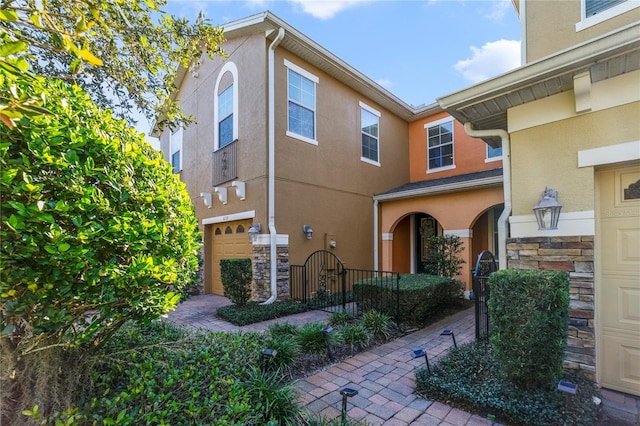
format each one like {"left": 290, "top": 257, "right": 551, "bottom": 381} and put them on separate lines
{"left": 596, "top": 163, "right": 640, "bottom": 396}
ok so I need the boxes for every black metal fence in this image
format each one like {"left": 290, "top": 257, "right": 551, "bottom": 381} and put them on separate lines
{"left": 472, "top": 250, "right": 497, "bottom": 341}
{"left": 290, "top": 250, "right": 400, "bottom": 320}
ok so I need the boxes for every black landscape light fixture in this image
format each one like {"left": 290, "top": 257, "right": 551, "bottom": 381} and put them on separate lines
{"left": 533, "top": 187, "right": 562, "bottom": 230}
{"left": 412, "top": 349, "right": 431, "bottom": 374}
{"left": 558, "top": 380, "right": 578, "bottom": 407}
{"left": 340, "top": 387, "right": 358, "bottom": 424}
{"left": 440, "top": 329, "right": 457, "bottom": 348}
{"left": 261, "top": 348, "right": 277, "bottom": 358}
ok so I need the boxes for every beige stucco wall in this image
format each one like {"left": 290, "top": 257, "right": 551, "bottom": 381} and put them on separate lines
{"left": 525, "top": 1, "right": 640, "bottom": 62}
{"left": 509, "top": 76, "right": 640, "bottom": 217}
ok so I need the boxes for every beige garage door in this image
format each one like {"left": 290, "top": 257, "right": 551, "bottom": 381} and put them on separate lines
{"left": 596, "top": 163, "right": 640, "bottom": 396}
{"left": 211, "top": 219, "right": 253, "bottom": 296}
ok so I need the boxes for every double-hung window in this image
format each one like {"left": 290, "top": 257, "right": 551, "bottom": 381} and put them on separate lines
{"left": 425, "top": 118, "right": 454, "bottom": 172}
{"left": 218, "top": 85, "right": 234, "bottom": 148}
{"left": 171, "top": 127, "right": 183, "bottom": 174}
{"left": 360, "top": 102, "right": 380, "bottom": 165}
{"left": 285, "top": 59, "right": 318, "bottom": 144}
{"left": 577, "top": 0, "right": 637, "bottom": 31}
{"left": 585, "top": 0, "right": 627, "bottom": 16}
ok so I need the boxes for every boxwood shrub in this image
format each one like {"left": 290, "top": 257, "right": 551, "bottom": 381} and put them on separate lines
{"left": 220, "top": 258, "right": 252, "bottom": 306}
{"left": 488, "top": 269, "right": 570, "bottom": 389}
{"left": 354, "top": 274, "right": 463, "bottom": 325}
{"left": 216, "top": 300, "right": 309, "bottom": 326}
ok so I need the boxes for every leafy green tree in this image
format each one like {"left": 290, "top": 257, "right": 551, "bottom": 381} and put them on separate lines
{"left": 0, "top": 74, "right": 200, "bottom": 349}
{"left": 423, "top": 234, "right": 466, "bottom": 278}
{"left": 0, "top": 0, "right": 225, "bottom": 128}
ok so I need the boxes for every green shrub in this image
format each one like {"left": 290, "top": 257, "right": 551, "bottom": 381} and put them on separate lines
{"left": 261, "top": 335, "right": 301, "bottom": 375}
{"left": 415, "top": 341, "right": 598, "bottom": 426}
{"left": 217, "top": 300, "right": 309, "bottom": 326}
{"left": 241, "top": 367, "right": 306, "bottom": 426}
{"left": 220, "top": 258, "right": 253, "bottom": 306}
{"left": 423, "top": 234, "right": 465, "bottom": 278}
{"left": 340, "top": 324, "right": 370, "bottom": 353}
{"left": 488, "top": 269, "right": 570, "bottom": 389}
{"left": 296, "top": 323, "right": 342, "bottom": 356}
{"left": 354, "top": 274, "right": 463, "bottom": 325}
{"left": 329, "top": 310, "right": 355, "bottom": 327}
{"left": 267, "top": 321, "right": 300, "bottom": 339}
{"left": 361, "top": 310, "right": 393, "bottom": 340}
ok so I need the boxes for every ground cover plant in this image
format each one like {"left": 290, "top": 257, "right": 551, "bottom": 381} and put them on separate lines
{"left": 216, "top": 299, "right": 310, "bottom": 325}
{"left": 415, "top": 341, "right": 599, "bottom": 425}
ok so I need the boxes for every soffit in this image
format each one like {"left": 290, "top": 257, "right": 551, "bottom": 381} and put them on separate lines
{"left": 437, "top": 23, "right": 640, "bottom": 147}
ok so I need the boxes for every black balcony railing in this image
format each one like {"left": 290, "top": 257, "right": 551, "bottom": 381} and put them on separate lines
{"left": 212, "top": 139, "right": 238, "bottom": 186}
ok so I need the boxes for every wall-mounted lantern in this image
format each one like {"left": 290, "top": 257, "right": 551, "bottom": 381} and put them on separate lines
{"left": 302, "top": 225, "right": 313, "bottom": 240}
{"left": 248, "top": 223, "right": 261, "bottom": 242}
{"left": 533, "top": 187, "right": 562, "bottom": 230}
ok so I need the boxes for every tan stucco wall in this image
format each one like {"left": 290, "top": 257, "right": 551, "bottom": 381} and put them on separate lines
{"left": 525, "top": 1, "right": 640, "bottom": 62}
{"left": 509, "top": 97, "right": 640, "bottom": 216}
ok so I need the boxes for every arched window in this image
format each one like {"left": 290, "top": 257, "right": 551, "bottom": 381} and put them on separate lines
{"left": 215, "top": 227, "right": 222, "bottom": 235}
{"left": 225, "top": 226, "right": 233, "bottom": 234}
{"left": 236, "top": 225, "right": 245, "bottom": 233}
{"left": 214, "top": 62, "right": 238, "bottom": 150}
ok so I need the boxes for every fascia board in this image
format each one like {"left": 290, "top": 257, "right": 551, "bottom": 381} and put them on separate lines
{"left": 373, "top": 175, "right": 503, "bottom": 202}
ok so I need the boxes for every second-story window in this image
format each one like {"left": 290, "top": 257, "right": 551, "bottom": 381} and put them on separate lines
{"left": 171, "top": 127, "right": 183, "bottom": 174}
{"left": 360, "top": 101, "right": 380, "bottom": 165}
{"left": 426, "top": 118, "right": 454, "bottom": 172}
{"left": 285, "top": 59, "right": 318, "bottom": 144}
{"left": 585, "top": 0, "right": 627, "bottom": 16}
{"left": 218, "top": 84, "right": 234, "bottom": 148}
{"left": 214, "top": 62, "right": 238, "bottom": 151}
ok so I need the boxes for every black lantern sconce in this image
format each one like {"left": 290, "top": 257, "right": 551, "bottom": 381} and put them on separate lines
{"left": 533, "top": 187, "right": 562, "bottom": 230}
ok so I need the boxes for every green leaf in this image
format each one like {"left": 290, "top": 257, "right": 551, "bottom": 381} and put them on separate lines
{"left": 0, "top": 10, "right": 18, "bottom": 21}
{"left": 0, "top": 41, "right": 28, "bottom": 57}
{"left": 0, "top": 324, "right": 15, "bottom": 335}
{"left": 58, "top": 243, "right": 70, "bottom": 252}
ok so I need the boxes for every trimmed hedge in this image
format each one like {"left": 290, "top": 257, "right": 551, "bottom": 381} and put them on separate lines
{"left": 220, "top": 258, "right": 252, "bottom": 306}
{"left": 354, "top": 274, "right": 463, "bottom": 325}
{"left": 216, "top": 300, "right": 309, "bottom": 326}
{"left": 488, "top": 269, "right": 570, "bottom": 389}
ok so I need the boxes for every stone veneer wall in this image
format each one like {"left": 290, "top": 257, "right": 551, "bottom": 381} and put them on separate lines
{"left": 506, "top": 236, "right": 595, "bottom": 380}
{"left": 252, "top": 244, "right": 290, "bottom": 302}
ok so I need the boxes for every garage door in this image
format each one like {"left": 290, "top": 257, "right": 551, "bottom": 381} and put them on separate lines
{"left": 211, "top": 219, "right": 253, "bottom": 296}
{"left": 597, "top": 164, "right": 640, "bottom": 396}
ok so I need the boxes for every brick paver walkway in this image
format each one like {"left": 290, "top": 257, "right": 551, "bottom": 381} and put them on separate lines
{"left": 168, "top": 294, "right": 640, "bottom": 425}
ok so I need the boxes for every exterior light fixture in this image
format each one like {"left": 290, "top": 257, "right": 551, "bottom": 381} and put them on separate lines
{"left": 322, "top": 326, "right": 334, "bottom": 361}
{"left": 533, "top": 187, "right": 562, "bottom": 230}
{"left": 340, "top": 387, "right": 358, "bottom": 424}
{"left": 412, "top": 349, "right": 431, "bottom": 374}
{"left": 262, "top": 348, "right": 277, "bottom": 357}
{"left": 248, "top": 223, "right": 261, "bottom": 242}
{"left": 558, "top": 380, "right": 578, "bottom": 407}
{"left": 440, "top": 329, "right": 457, "bottom": 348}
{"left": 302, "top": 225, "right": 313, "bottom": 239}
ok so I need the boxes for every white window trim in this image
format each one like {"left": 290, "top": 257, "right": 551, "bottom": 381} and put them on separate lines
{"left": 359, "top": 101, "right": 381, "bottom": 166}
{"left": 170, "top": 127, "right": 183, "bottom": 173}
{"left": 285, "top": 59, "right": 318, "bottom": 144}
{"left": 213, "top": 61, "right": 239, "bottom": 151}
{"left": 424, "top": 116, "right": 455, "bottom": 173}
{"left": 485, "top": 145, "right": 503, "bottom": 163}
{"left": 576, "top": 0, "right": 639, "bottom": 32}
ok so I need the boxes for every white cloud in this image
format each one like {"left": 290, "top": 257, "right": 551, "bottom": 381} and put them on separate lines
{"left": 289, "top": 0, "right": 369, "bottom": 20}
{"left": 484, "top": 0, "right": 512, "bottom": 22}
{"left": 454, "top": 39, "right": 521, "bottom": 83}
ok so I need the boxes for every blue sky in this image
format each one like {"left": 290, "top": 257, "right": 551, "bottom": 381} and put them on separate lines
{"left": 142, "top": 0, "right": 521, "bottom": 139}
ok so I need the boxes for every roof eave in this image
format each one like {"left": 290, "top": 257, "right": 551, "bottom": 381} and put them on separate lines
{"left": 374, "top": 175, "right": 503, "bottom": 202}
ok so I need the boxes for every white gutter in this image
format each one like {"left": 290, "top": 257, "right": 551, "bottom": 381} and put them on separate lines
{"left": 262, "top": 27, "right": 285, "bottom": 305}
{"left": 373, "top": 199, "right": 379, "bottom": 270}
{"left": 463, "top": 123, "right": 511, "bottom": 270}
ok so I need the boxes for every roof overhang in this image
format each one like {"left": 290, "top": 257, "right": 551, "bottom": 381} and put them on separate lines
{"left": 374, "top": 173, "right": 503, "bottom": 202}
{"left": 437, "top": 22, "right": 640, "bottom": 148}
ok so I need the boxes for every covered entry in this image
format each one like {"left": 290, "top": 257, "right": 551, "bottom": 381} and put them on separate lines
{"left": 596, "top": 163, "right": 640, "bottom": 396}
{"left": 206, "top": 219, "right": 253, "bottom": 295}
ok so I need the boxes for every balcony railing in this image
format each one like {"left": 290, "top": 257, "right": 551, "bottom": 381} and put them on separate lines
{"left": 212, "top": 139, "right": 238, "bottom": 186}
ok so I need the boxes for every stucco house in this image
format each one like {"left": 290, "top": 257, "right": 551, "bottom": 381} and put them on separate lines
{"left": 156, "top": 11, "right": 504, "bottom": 301}
{"left": 438, "top": 0, "right": 639, "bottom": 396}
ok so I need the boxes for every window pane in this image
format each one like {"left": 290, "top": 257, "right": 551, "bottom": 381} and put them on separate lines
{"left": 487, "top": 145, "right": 502, "bottom": 158}
{"left": 427, "top": 121, "right": 454, "bottom": 169}
{"left": 362, "top": 134, "right": 378, "bottom": 162}
{"left": 361, "top": 109, "right": 378, "bottom": 137}
{"left": 172, "top": 151, "right": 181, "bottom": 174}
{"left": 219, "top": 115, "right": 233, "bottom": 148}
{"left": 428, "top": 143, "right": 453, "bottom": 169}
{"left": 288, "top": 69, "right": 315, "bottom": 110}
{"left": 219, "top": 85, "right": 233, "bottom": 118}
{"left": 586, "top": 0, "right": 626, "bottom": 16}
{"left": 288, "top": 102, "right": 314, "bottom": 139}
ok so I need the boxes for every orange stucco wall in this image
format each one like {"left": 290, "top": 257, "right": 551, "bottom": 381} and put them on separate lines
{"left": 409, "top": 114, "right": 501, "bottom": 183}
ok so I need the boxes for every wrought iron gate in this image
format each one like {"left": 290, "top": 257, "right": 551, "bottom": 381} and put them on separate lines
{"left": 290, "top": 250, "right": 400, "bottom": 318}
{"left": 472, "top": 250, "right": 497, "bottom": 341}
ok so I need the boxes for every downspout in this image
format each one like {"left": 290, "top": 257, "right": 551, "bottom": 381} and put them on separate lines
{"left": 373, "top": 199, "right": 379, "bottom": 270}
{"left": 463, "top": 123, "right": 511, "bottom": 269}
{"left": 262, "top": 27, "right": 285, "bottom": 304}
